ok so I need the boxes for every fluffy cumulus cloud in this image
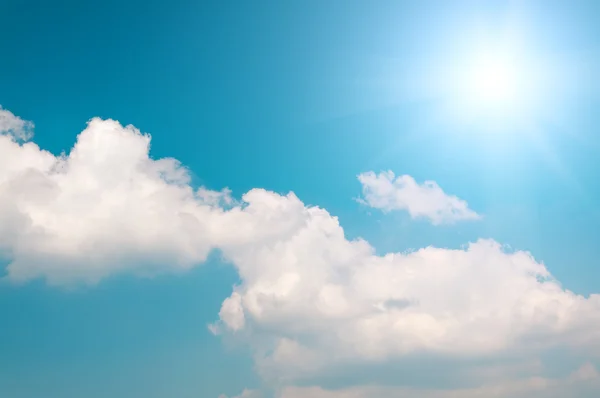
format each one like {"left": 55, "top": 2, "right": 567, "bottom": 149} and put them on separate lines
{"left": 1, "top": 107, "right": 599, "bottom": 395}
{"left": 357, "top": 171, "right": 480, "bottom": 224}
{"left": 0, "top": 116, "right": 237, "bottom": 284}
{"left": 215, "top": 232, "right": 600, "bottom": 382}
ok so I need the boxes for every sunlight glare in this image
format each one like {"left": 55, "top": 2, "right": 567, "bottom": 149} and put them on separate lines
{"left": 468, "top": 54, "right": 518, "bottom": 105}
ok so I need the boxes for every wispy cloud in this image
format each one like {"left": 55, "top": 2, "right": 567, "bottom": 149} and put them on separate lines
{"left": 0, "top": 106, "right": 34, "bottom": 140}
{"left": 219, "top": 389, "right": 263, "bottom": 398}
{"left": 279, "top": 362, "right": 600, "bottom": 397}
{"left": 357, "top": 171, "right": 481, "bottom": 225}
{"left": 225, "top": 363, "right": 599, "bottom": 398}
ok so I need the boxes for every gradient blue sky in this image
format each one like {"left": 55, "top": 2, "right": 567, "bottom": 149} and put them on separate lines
{"left": 1, "top": 1, "right": 600, "bottom": 397}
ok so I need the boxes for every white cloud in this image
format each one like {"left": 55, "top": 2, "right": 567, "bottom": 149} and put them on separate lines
{"left": 0, "top": 106, "right": 34, "bottom": 140}
{"left": 357, "top": 171, "right": 480, "bottom": 224}
{"left": 0, "top": 117, "right": 226, "bottom": 284}
{"left": 217, "top": 226, "right": 600, "bottom": 381}
{"left": 0, "top": 108, "right": 599, "bottom": 395}
{"left": 218, "top": 291, "right": 246, "bottom": 332}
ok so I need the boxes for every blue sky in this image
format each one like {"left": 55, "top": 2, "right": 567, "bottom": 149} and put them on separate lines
{"left": 1, "top": 1, "right": 600, "bottom": 397}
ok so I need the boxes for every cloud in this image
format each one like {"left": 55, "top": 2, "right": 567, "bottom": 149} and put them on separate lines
{"left": 0, "top": 114, "right": 330, "bottom": 285}
{"left": 279, "top": 362, "right": 600, "bottom": 398}
{"left": 0, "top": 106, "right": 34, "bottom": 141}
{"left": 357, "top": 171, "right": 480, "bottom": 224}
{"left": 216, "top": 228, "right": 600, "bottom": 382}
{"left": 219, "top": 390, "right": 263, "bottom": 398}
{"left": 222, "top": 363, "right": 600, "bottom": 398}
{"left": 0, "top": 116, "right": 227, "bottom": 284}
{"left": 0, "top": 108, "right": 598, "bottom": 395}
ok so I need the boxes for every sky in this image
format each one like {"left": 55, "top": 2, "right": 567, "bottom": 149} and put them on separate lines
{"left": 1, "top": 0, "right": 600, "bottom": 397}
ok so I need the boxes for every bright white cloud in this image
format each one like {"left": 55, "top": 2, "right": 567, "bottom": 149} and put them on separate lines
{"left": 216, "top": 230, "right": 600, "bottom": 381}
{"left": 1, "top": 108, "right": 599, "bottom": 395}
{"left": 0, "top": 106, "right": 34, "bottom": 140}
{"left": 357, "top": 171, "right": 480, "bottom": 224}
{"left": 0, "top": 117, "right": 228, "bottom": 284}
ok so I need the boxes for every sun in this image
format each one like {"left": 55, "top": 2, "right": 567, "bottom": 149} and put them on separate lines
{"left": 467, "top": 53, "right": 519, "bottom": 106}
{"left": 417, "top": 31, "right": 555, "bottom": 131}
